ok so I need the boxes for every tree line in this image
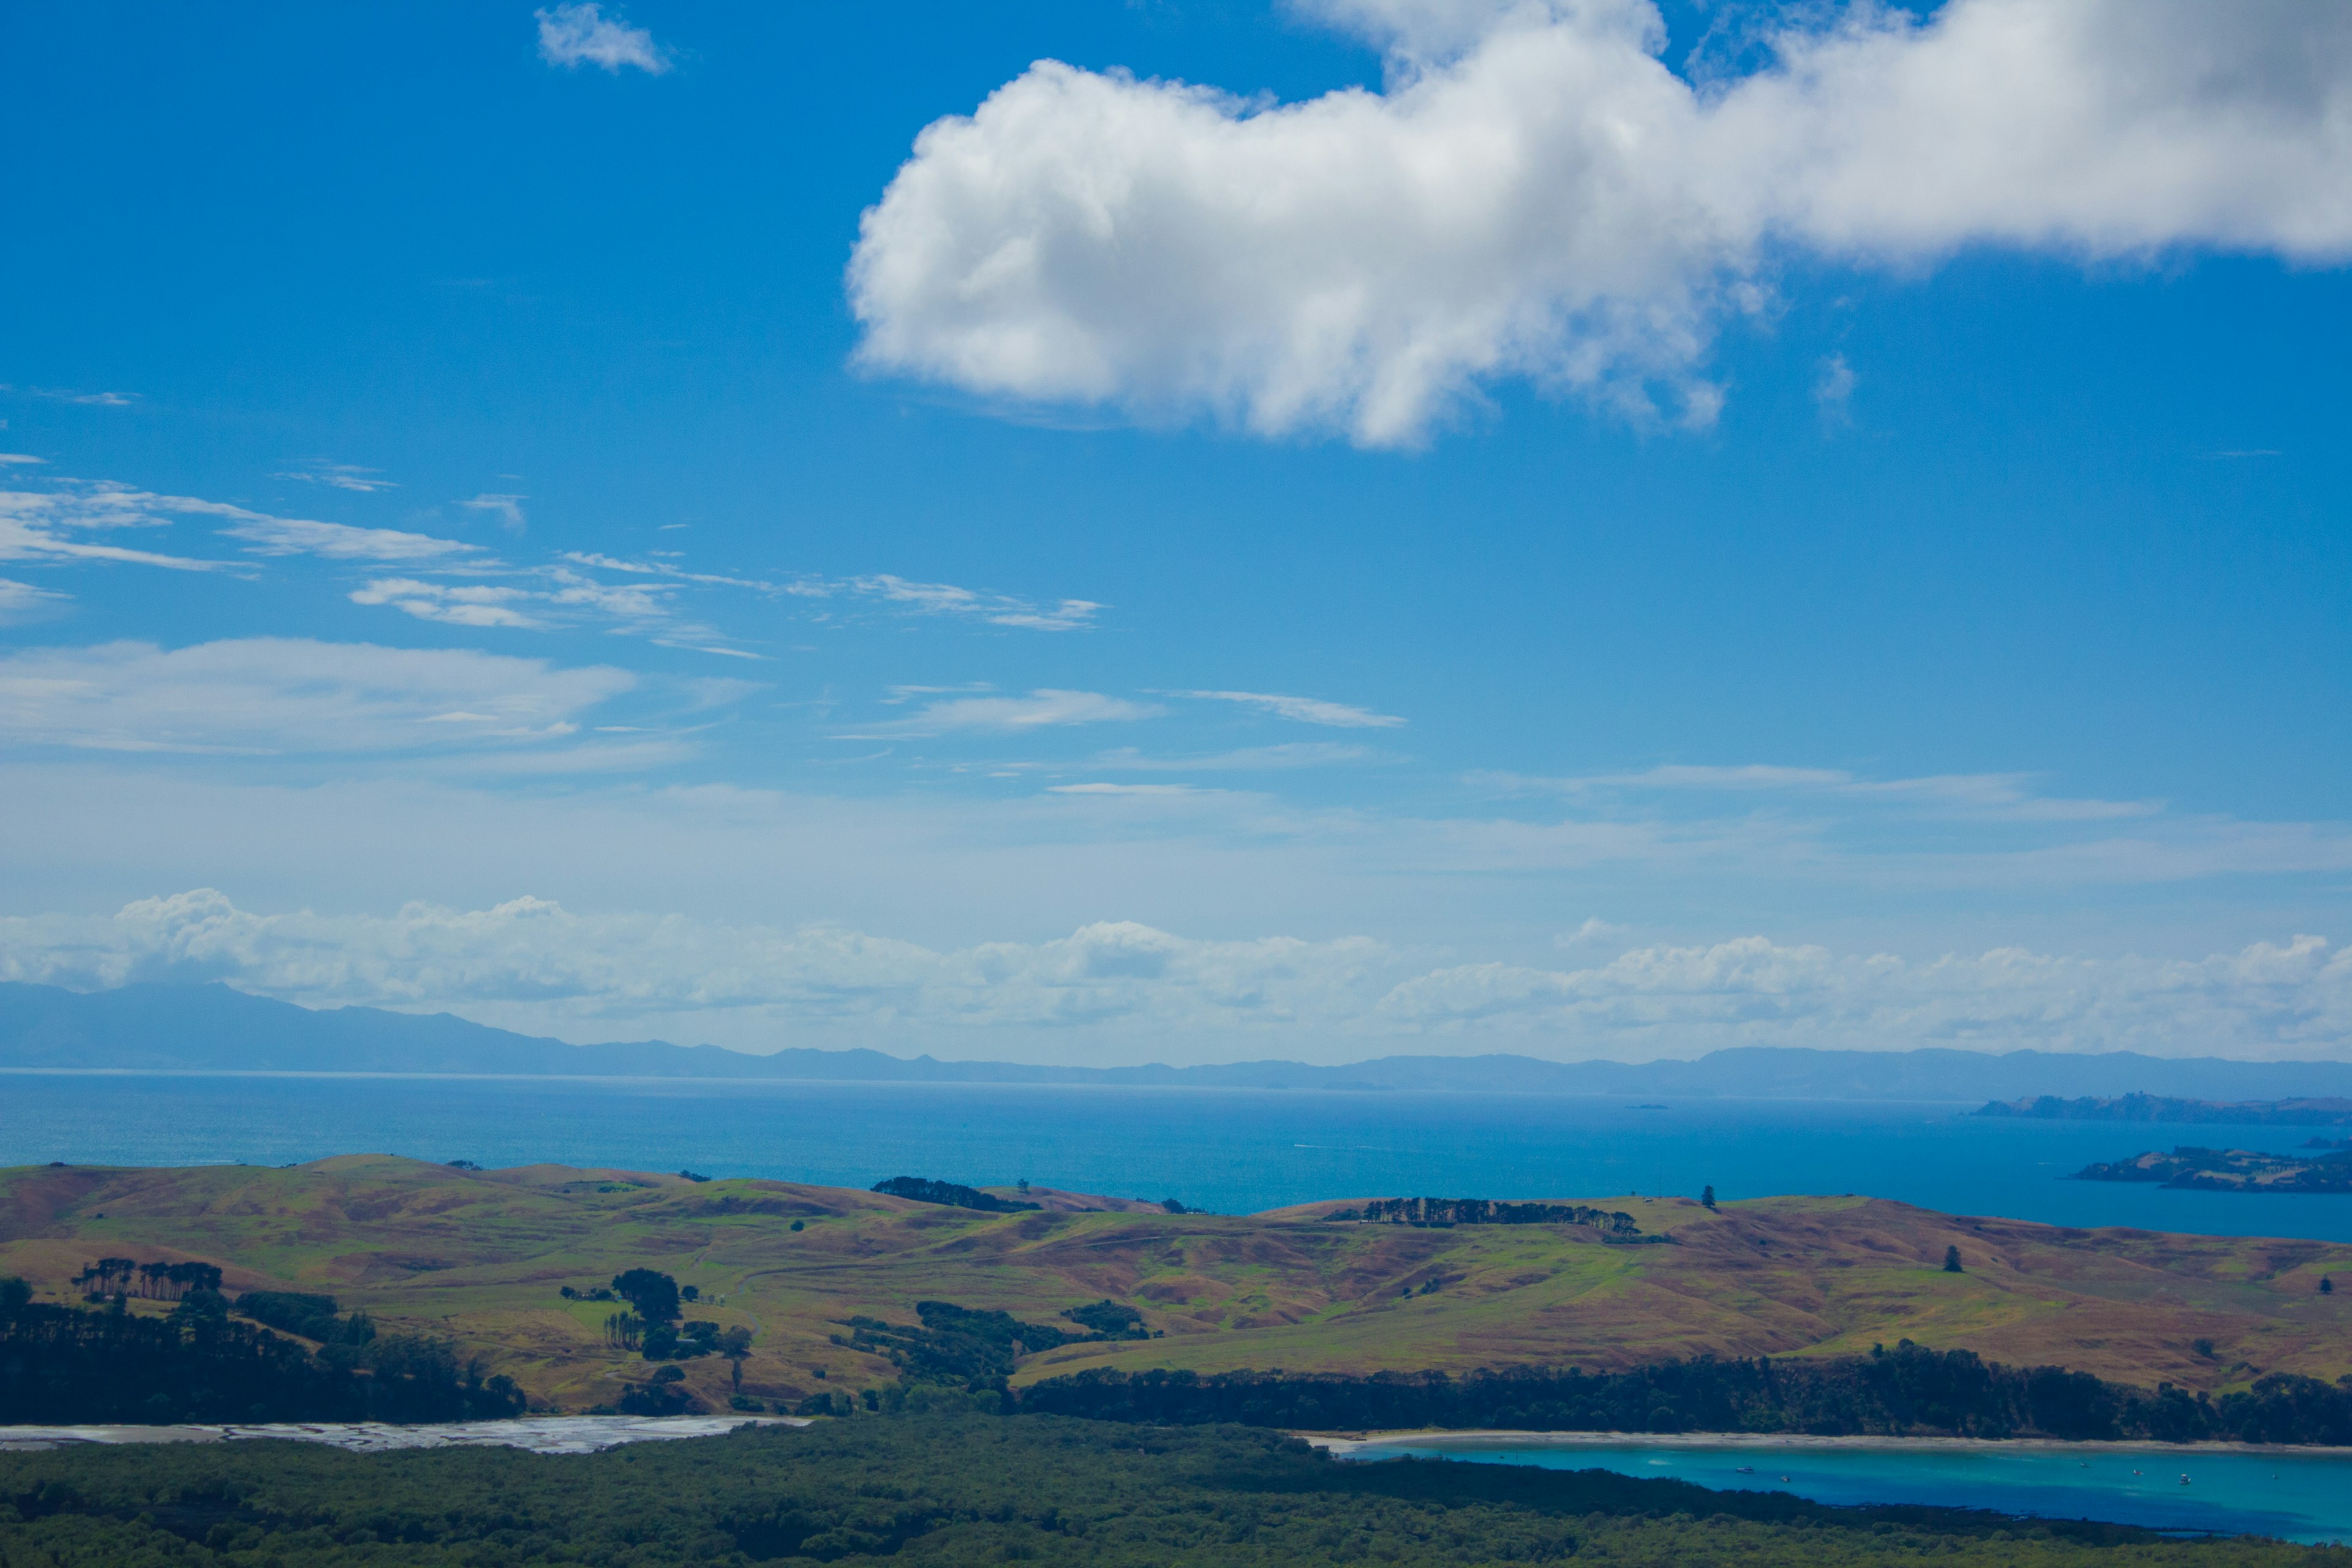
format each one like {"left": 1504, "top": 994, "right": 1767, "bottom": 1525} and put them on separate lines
{"left": 70, "top": 1257, "right": 224, "bottom": 1302}
{"left": 1332, "top": 1198, "right": 1653, "bottom": 1236}
{"left": 1019, "top": 1341, "right": 2352, "bottom": 1444}
{"left": 872, "top": 1175, "right": 1041, "bottom": 1213}
{"left": 0, "top": 1276, "right": 521, "bottom": 1425}
{"left": 1, "top": 1411, "right": 2248, "bottom": 1568}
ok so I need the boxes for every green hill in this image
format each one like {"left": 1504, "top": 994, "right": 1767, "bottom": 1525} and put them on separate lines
{"left": 2, "top": 1158, "right": 2346, "bottom": 1415}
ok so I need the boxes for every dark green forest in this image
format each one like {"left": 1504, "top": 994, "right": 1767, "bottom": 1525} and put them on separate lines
{"left": 1022, "top": 1344, "right": 2352, "bottom": 1446}
{"left": 1, "top": 1412, "right": 2337, "bottom": 1568}
{"left": 0, "top": 1278, "right": 520, "bottom": 1425}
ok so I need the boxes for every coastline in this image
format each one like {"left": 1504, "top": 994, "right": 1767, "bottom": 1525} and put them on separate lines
{"left": 1304, "top": 1429, "right": 2352, "bottom": 1458}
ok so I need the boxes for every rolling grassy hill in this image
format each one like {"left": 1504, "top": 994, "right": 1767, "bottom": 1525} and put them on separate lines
{"left": 1, "top": 1157, "right": 2346, "bottom": 1415}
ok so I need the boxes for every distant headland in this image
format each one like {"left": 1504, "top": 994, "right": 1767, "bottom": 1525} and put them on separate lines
{"left": 1979, "top": 1093, "right": 2352, "bottom": 1126}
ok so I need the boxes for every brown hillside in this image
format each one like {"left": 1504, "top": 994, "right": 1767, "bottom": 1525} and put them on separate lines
{"left": 1, "top": 1159, "right": 2345, "bottom": 1414}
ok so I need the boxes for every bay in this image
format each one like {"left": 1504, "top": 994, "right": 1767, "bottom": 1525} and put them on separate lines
{"left": 5, "top": 1073, "right": 2351, "bottom": 1242}
{"left": 1333, "top": 1434, "right": 2352, "bottom": 1544}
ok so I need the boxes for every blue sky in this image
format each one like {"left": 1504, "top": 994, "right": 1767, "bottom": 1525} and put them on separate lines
{"left": 1, "top": 0, "right": 2347, "bottom": 1062}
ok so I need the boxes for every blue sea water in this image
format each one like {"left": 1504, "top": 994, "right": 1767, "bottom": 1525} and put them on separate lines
{"left": 9, "top": 1074, "right": 2352, "bottom": 1536}
{"left": 4, "top": 1072, "right": 2350, "bottom": 1241}
{"left": 1349, "top": 1437, "right": 2352, "bottom": 1544}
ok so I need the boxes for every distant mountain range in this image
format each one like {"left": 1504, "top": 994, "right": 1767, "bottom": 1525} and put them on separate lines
{"left": 7, "top": 979, "right": 2352, "bottom": 1102}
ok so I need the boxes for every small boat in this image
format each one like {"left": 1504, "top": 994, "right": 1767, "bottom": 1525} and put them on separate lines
{"left": 2180, "top": 1475, "right": 2192, "bottom": 1485}
{"left": 1735, "top": 1466, "right": 1754, "bottom": 1474}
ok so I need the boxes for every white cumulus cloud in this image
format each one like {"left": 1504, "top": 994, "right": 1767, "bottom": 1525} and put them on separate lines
{"left": 1, "top": 891, "right": 2347, "bottom": 1061}
{"left": 850, "top": 0, "right": 2352, "bottom": 445}
{"left": 535, "top": 2, "right": 669, "bottom": 75}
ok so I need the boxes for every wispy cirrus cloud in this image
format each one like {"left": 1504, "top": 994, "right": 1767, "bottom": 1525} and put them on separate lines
{"left": 0, "top": 578, "right": 70, "bottom": 624}
{"left": 535, "top": 2, "right": 669, "bottom": 75}
{"left": 459, "top": 493, "right": 528, "bottom": 532}
{"left": 0, "top": 638, "right": 633, "bottom": 756}
{"left": 220, "top": 512, "right": 478, "bottom": 562}
{"left": 1047, "top": 782, "right": 1202, "bottom": 796}
{"left": 0, "top": 484, "right": 235, "bottom": 571}
{"left": 1087, "top": 741, "right": 1379, "bottom": 771}
{"left": 1480, "top": 762, "right": 2159, "bottom": 823}
{"left": 857, "top": 688, "right": 1164, "bottom": 736}
{"left": 0, "top": 384, "right": 140, "bottom": 408}
{"left": 274, "top": 459, "right": 397, "bottom": 494}
{"left": 559, "top": 551, "right": 774, "bottom": 591}
{"left": 0, "top": 478, "right": 474, "bottom": 568}
{"left": 1182, "top": 689, "right": 1404, "bottom": 728}
{"left": 350, "top": 578, "right": 546, "bottom": 630}
{"left": 788, "top": 572, "right": 1102, "bottom": 632}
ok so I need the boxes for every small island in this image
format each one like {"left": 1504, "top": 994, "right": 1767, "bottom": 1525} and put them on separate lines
{"left": 2071, "top": 1145, "right": 2352, "bottom": 1193}
{"left": 1980, "top": 1093, "right": 2352, "bottom": 1125}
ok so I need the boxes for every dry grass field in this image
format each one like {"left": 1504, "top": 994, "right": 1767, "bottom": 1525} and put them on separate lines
{"left": 2, "top": 1156, "right": 2346, "bottom": 1414}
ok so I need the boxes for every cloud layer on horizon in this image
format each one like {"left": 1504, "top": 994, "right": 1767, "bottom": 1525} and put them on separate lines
{"left": 850, "top": 0, "right": 2352, "bottom": 445}
{"left": 4, "top": 888, "right": 2346, "bottom": 1064}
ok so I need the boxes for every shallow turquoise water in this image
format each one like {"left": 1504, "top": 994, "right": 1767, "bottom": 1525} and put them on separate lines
{"left": 1355, "top": 1438, "right": 2352, "bottom": 1542}
{"left": 4, "top": 1073, "right": 2351, "bottom": 1240}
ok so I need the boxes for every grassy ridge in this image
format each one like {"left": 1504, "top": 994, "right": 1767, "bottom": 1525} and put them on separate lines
{"left": 1, "top": 1159, "right": 2346, "bottom": 1415}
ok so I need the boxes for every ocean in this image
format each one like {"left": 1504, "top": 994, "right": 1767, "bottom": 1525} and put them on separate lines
{"left": 5, "top": 1072, "right": 2349, "bottom": 1242}
{"left": 1340, "top": 1436, "right": 2352, "bottom": 1544}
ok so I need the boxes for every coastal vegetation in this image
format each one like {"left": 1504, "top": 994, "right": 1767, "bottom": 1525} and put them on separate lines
{"left": 0, "top": 1412, "right": 2324, "bottom": 1568}
{"left": 1023, "top": 1342, "right": 2352, "bottom": 1445}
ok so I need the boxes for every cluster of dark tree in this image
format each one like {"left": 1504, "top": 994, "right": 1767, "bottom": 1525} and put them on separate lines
{"left": 71, "top": 1258, "right": 224, "bottom": 1302}
{"left": 834, "top": 1300, "right": 1085, "bottom": 1389}
{"left": 1020, "top": 1342, "right": 2352, "bottom": 1445}
{"left": 871, "top": 1175, "right": 1040, "bottom": 1213}
{"left": 0, "top": 1276, "right": 520, "bottom": 1425}
{"left": 1333, "top": 1198, "right": 1651, "bottom": 1236}
{"left": 601, "top": 1267, "right": 749, "bottom": 1365}
{"left": 2074, "top": 1147, "right": 2352, "bottom": 1194}
{"left": 0, "top": 1410, "right": 2234, "bottom": 1568}
{"left": 1063, "top": 1299, "right": 1159, "bottom": 1340}
{"left": 230, "top": 1292, "right": 375, "bottom": 1349}
{"left": 584, "top": 1269, "right": 750, "bottom": 1413}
